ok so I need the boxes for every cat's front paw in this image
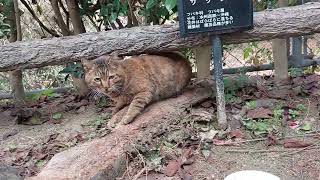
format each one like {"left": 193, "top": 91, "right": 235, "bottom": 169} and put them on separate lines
{"left": 112, "top": 108, "right": 120, "bottom": 116}
{"left": 121, "top": 115, "right": 135, "bottom": 125}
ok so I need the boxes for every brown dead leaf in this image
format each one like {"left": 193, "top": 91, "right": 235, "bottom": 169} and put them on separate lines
{"left": 268, "top": 88, "right": 292, "bottom": 99}
{"left": 227, "top": 129, "right": 244, "bottom": 139}
{"left": 283, "top": 139, "right": 313, "bottom": 148}
{"left": 164, "top": 160, "right": 179, "bottom": 177}
{"left": 191, "top": 109, "right": 212, "bottom": 122}
{"left": 201, "top": 100, "right": 213, "bottom": 108}
{"left": 38, "top": 95, "right": 48, "bottom": 103}
{"left": 246, "top": 107, "right": 272, "bottom": 119}
{"left": 180, "top": 148, "right": 194, "bottom": 166}
{"left": 292, "top": 77, "right": 304, "bottom": 87}
{"left": 303, "top": 74, "right": 320, "bottom": 85}
{"left": 266, "top": 133, "right": 279, "bottom": 146}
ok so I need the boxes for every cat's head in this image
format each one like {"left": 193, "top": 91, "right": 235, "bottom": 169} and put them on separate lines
{"left": 82, "top": 55, "right": 125, "bottom": 98}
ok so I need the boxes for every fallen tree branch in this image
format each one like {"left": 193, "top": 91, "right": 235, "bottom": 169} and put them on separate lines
{"left": 1, "top": 3, "right": 320, "bottom": 71}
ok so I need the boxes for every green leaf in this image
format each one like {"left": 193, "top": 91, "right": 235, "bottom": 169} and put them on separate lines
{"left": 0, "top": 31, "right": 4, "bottom": 38}
{"left": 301, "top": 122, "right": 312, "bottom": 131}
{"left": 157, "top": 6, "right": 169, "bottom": 17}
{"left": 113, "top": 0, "right": 121, "bottom": 12}
{"left": 59, "top": 63, "right": 84, "bottom": 78}
{"left": 110, "top": 12, "right": 117, "bottom": 22}
{"left": 243, "top": 47, "right": 252, "bottom": 60}
{"left": 119, "top": 2, "right": 128, "bottom": 16}
{"left": 52, "top": 113, "right": 63, "bottom": 120}
{"left": 36, "top": 4, "right": 43, "bottom": 15}
{"left": 165, "top": 0, "right": 177, "bottom": 11}
{"left": 146, "top": 0, "right": 157, "bottom": 10}
{"left": 100, "top": 5, "right": 109, "bottom": 16}
{"left": 0, "top": 23, "right": 10, "bottom": 29}
{"left": 145, "top": 150, "right": 163, "bottom": 167}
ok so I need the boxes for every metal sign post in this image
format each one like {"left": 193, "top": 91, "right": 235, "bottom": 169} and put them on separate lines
{"left": 178, "top": 0, "right": 253, "bottom": 129}
{"left": 212, "top": 35, "right": 227, "bottom": 129}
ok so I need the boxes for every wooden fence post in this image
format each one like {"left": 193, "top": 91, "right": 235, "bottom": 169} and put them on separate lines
{"left": 194, "top": 46, "right": 211, "bottom": 80}
{"left": 272, "top": 0, "right": 289, "bottom": 84}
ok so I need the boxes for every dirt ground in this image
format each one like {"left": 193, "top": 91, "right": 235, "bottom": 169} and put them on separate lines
{"left": 1, "top": 73, "right": 320, "bottom": 180}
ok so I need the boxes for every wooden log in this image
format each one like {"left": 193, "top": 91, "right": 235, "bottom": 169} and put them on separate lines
{"left": 1, "top": 3, "right": 320, "bottom": 72}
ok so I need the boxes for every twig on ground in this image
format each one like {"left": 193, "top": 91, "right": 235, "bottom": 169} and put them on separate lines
{"left": 225, "top": 149, "right": 289, "bottom": 153}
{"left": 132, "top": 167, "right": 148, "bottom": 180}
{"left": 225, "top": 145, "right": 320, "bottom": 154}
{"left": 132, "top": 145, "right": 148, "bottom": 180}
{"left": 235, "top": 130, "right": 320, "bottom": 144}
{"left": 302, "top": 98, "right": 311, "bottom": 122}
{"left": 279, "top": 142, "right": 320, "bottom": 157}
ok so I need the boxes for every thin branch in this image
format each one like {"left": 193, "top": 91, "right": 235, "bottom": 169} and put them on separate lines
{"left": 58, "top": 0, "right": 70, "bottom": 29}
{"left": 13, "top": 0, "right": 22, "bottom": 41}
{"left": 20, "top": 0, "right": 60, "bottom": 37}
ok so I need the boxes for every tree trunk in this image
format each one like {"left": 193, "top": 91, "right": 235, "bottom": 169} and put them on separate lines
{"left": 7, "top": 0, "right": 25, "bottom": 107}
{"left": 0, "top": 3, "right": 320, "bottom": 72}
{"left": 50, "top": 0, "right": 71, "bottom": 36}
{"left": 66, "top": 0, "right": 85, "bottom": 34}
{"left": 65, "top": 0, "right": 88, "bottom": 97}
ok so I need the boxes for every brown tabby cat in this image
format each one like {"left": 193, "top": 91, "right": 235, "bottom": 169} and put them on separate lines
{"left": 82, "top": 52, "right": 192, "bottom": 125}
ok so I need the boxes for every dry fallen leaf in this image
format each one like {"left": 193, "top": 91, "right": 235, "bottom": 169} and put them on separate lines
{"left": 227, "top": 129, "right": 244, "bottom": 139}
{"left": 266, "top": 133, "right": 279, "bottom": 146}
{"left": 283, "top": 139, "right": 313, "bottom": 148}
{"left": 246, "top": 107, "right": 272, "bottom": 119}
{"left": 287, "top": 121, "right": 299, "bottom": 129}
{"left": 163, "top": 160, "right": 179, "bottom": 177}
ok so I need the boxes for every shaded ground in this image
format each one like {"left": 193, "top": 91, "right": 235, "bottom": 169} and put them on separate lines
{"left": 1, "top": 73, "right": 320, "bottom": 179}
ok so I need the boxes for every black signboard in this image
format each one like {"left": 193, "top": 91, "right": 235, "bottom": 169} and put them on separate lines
{"left": 178, "top": 0, "right": 253, "bottom": 37}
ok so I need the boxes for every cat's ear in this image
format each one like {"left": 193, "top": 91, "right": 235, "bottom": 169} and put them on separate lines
{"left": 108, "top": 52, "right": 123, "bottom": 61}
{"left": 104, "top": 54, "right": 122, "bottom": 67}
{"left": 81, "top": 59, "right": 93, "bottom": 71}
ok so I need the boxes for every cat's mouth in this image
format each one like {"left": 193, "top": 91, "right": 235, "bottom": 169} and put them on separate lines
{"left": 106, "top": 88, "right": 121, "bottom": 97}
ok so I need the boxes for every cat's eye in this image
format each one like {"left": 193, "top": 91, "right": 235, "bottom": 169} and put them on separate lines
{"left": 108, "top": 75, "right": 115, "bottom": 80}
{"left": 94, "top": 77, "right": 101, "bottom": 82}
